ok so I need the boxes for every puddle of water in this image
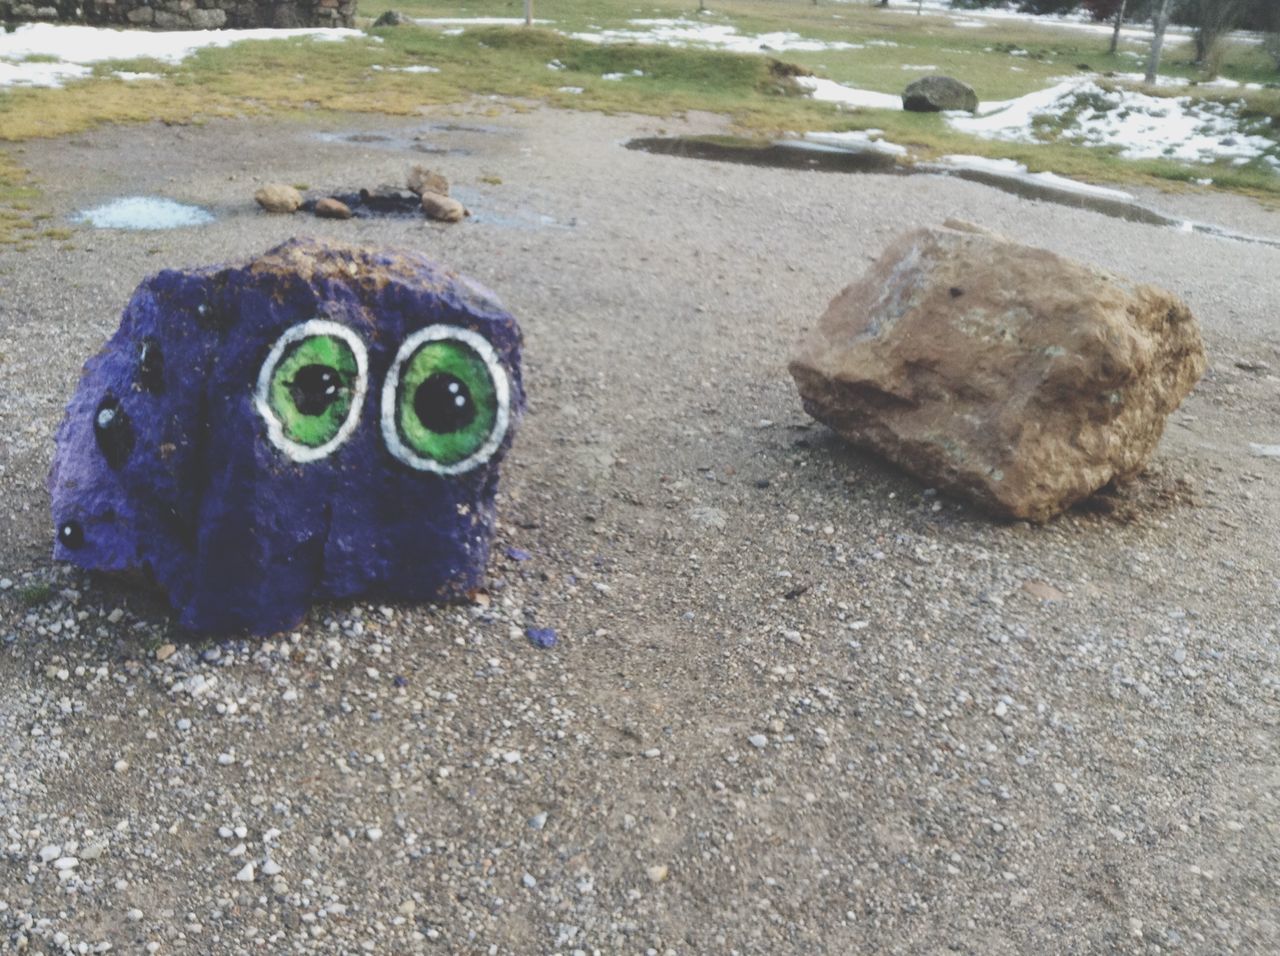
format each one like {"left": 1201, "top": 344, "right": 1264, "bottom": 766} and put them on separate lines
{"left": 625, "top": 135, "right": 897, "bottom": 174}
{"left": 312, "top": 130, "right": 469, "bottom": 156}
{"left": 450, "top": 185, "right": 574, "bottom": 231}
{"left": 625, "top": 136, "right": 1280, "bottom": 251}
{"left": 75, "top": 196, "right": 214, "bottom": 229}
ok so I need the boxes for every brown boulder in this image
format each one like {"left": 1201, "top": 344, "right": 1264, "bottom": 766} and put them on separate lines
{"left": 408, "top": 165, "right": 450, "bottom": 197}
{"left": 788, "top": 222, "right": 1206, "bottom": 522}
{"left": 253, "top": 183, "right": 302, "bottom": 213}
{"left": 421, "top": 191, "right": 467, "bottom": 223}
{"left": 314, "top": 197, "right": 353, "bottom": 219}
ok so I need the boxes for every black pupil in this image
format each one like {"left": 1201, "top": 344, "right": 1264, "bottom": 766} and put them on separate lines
{"left": 414, "top": 373, "right": 475, "bottom": 434}
{"left": 289, "top": 365, "right": 343, "bottom": 416}
{"left": 59, "top": 521, "right": 84, "bottom": 549}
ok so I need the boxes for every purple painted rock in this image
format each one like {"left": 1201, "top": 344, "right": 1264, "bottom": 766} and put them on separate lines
{"left": 50, "top": 238, "right": 524, "bottom": 635}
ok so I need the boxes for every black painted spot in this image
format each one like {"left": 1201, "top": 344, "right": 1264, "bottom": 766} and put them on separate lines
{"left": 58, "top": 520, "right": 84, "bottom": 549}
{"left": 414, "top": 373, "right": 475, "bottom": 434}
{"left": 94, "top": 394, "right": 134, "bottom": 470}
{"left": 289, "top": 365, "right": 343, "bottom": 416}
{"left": 137, "top": 336, "right": 164, "bottom": 393}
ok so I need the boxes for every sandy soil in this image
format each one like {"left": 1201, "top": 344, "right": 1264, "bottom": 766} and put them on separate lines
{"left": 1, "top": 105, "right": 1278, "bottom": 954}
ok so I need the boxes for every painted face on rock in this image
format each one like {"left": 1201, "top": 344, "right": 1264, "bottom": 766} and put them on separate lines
{"left": 49, "top": 238, "right": 524, "bottom": 636}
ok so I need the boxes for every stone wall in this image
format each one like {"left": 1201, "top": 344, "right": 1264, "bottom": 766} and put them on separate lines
{"left": 0, "top": 0, "right": 356, "bottom": 29}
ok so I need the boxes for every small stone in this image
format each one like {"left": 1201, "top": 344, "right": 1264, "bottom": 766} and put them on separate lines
{"left": 994, "top": 701, "right": 1009, "bottom": 718}
{"left": 254, "top": 184, "right": 302, "bottom": 214}
{"left": 522, "top": 872, "right": 537, "bottom": 888}
{"left": 1052, "top": 782, "right": 1067, "bottom": 796}
{"left": 154, "top": 643, "right": 176, "bottom": 662}
{"left": 502, "top": 751, "right": 522, "bottom": 764}
{"left": 397, "top": 900, "right": 416, "bottom": 917}
{"left": 39, "top": 845, "right": 62, "bottom": 863}
{"left": 228, "top": 842, "right": 247, "bottom": 857}
{"left": 314, "top": 197, "right": 353, "bottom": 220}
{"left": 420, "top": 191, "right": 466, "bottom": 223}
{"left": 1022, "top": 580, "right": 1067, "bottom": 602}
{"left": 107, "top": 608, "right": 124, "bottom": 624}
{"left": 646, "top": 865, "right": 670, "bottom": 883}
{"left": 747, "top": 734, "right": 768, "bottom": 749}
{"left": 113, "top": 759, "right": 129, "bottom": 772}
{"left": 261, "top": 858, "right": 282, "bottom": 876}
{"left": 407, "top": 165, "right": 449, "bottom": 196}
{"left": 126, "top": 909, "right": 143, "bottom": 922}
{"left": 54, "top": 856, "right": 79, "bottom": 870}
{"left": 366, "top": 827, "right": 383, "bottom": 842}
{"left": 176, "top": 718, "right": 191, "bottom": 731}
{"left": 642, "top": 748, "right": 661, "bottom": 759}
{"left": 234, "top": 862, "right": 255, "bottom": 882}
{"left": 80, "top": 841, "right": 106, "bottom": 861}
{"left": 217, "top": 752, "right": 235, "bottom": 766}
{"left": 528, "top": 812, "right": 548, "bottom": 830}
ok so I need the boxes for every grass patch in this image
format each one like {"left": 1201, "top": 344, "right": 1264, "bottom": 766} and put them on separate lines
{"left": 15, "top": 582, "right": 55, "bottom": 607}
{"left": 0, "top": 152, "right": 41, "bottom": 245}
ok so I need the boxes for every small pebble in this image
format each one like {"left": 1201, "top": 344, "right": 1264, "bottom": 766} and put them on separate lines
{"left": 747, "top": 734, "right": 768, "bottom": 749}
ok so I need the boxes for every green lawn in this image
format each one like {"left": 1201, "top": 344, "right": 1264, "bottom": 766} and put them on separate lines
{"left": 0, "top": 0, "right": 1277, "bottom": 242}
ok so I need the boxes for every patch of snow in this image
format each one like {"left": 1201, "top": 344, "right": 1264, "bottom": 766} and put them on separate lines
{"left": 371, "top": 64, "right": 440, "bottom": 74}
{"left": 0, "top": 22, "right": 364, "bottom": 89}
{"left": 113, "top": 71, "right": 162, "bottom": 81}
{"left": 901, "top": 65, "right": 940, "bottom": 71}
{"left": 0, "top": 59, "right": 90, "bottom": 88}
{"left": 795, "top": 76, "right": 901, "bottom": 111}
{"left": 950, "top": 79, "right": 1279, "bottom": 167}
{"left": 804, "top": 130, "right": 908, "bottom": 157}
{"left": 557, "top": 86, "right": 584, "bottom": 95}
{"left": 75, "top": 197, "right": 214, "bottom": 230}
{"left": 572, "top": 18, "right": 860, "bottom": 53}
{"left": 602, "top": 69, "right": 644, "bottom": 80}
{"left": 939, "top": 154, "right": 1135, "bottom": 200}
{"left": 547, "top": 59, "right": 566, "bottom": 71}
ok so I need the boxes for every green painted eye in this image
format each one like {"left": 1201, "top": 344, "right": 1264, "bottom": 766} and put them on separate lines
{"left": 382, "top": 326, "right": 510, "bottom": 474}
{"left": 255, "top": 320, "right": 368, "bottom": 462}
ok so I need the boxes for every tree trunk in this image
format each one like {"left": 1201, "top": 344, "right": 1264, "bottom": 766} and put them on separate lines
{"left": 1144, "top": 0, "right": 1173, "bottom": 84}
{"left": 1109, "top": 0, "right": 1127, "bottom": 56}
{"left": 524, "top": 0, "right": 532, "bottom": 26}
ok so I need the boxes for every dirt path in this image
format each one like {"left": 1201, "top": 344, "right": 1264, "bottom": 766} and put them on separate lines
{"left": 1, "top": 106, "right": 1278, "bottom": 954}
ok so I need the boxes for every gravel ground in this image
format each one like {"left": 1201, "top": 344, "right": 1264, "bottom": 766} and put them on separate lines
{"left": 1, "top": 105, "right": 1278, "bottom": 955}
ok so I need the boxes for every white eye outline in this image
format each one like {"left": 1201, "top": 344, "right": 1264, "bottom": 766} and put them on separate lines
{"left": 381, "top": 324, "right": 511, "bottom": 475}
{"left": 254, "top": 319, "right": 369, "bottom": 463}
